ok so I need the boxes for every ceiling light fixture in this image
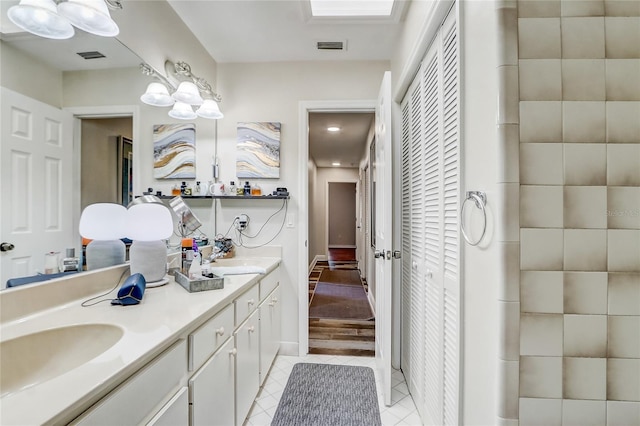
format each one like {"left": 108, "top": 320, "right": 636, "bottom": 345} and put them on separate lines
{"left": 140, "top": 60, "right": 224, "bottom": 120}
{"left": 332, "top": 162, "right": 341, "bottom": 166}
{"left": 7, "top": 0, "right": 121, "bottom": 40}
{"left": 327, "top": 126, "right": 340, "bottom": 132}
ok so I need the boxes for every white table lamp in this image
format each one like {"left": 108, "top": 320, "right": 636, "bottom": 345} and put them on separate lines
{"left": 127, "top": 203, "right": 173, "bottom": 287}
{"left": 79, "top": 203, "right": 127, "bottom": 270}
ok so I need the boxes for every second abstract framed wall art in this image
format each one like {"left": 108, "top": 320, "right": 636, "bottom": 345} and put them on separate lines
{"left": 153, "top": 123, "right": 196, "bottom": 179}
{"left": 237, "top": 122, "right": 281, "bottom": 178}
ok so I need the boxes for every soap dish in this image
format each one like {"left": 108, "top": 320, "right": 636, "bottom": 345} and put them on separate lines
{"left": 174, "top": 271, "right": 224, "bottom": 292}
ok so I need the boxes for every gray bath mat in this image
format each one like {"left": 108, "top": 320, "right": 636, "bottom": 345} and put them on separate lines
{"left": 271, "top": 363, "right": 382, "bottom": 426}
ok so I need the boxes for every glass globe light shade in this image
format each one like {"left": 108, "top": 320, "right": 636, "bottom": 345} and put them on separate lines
{"left": 168, "top": 101, "right": 197, "bottom": 120}
{"left": 172, "top": 81, "right": 204, "bottom": 105}
{"left": 196, "top": 99, "right": 224, "bottom": 119}
{"left": 140, "top": 82, "right": 175, "bottom": 107}
{"left": 57, "top": 0, "right": 119, "bottom": 37}
{"left": 8, "top": 0, "right": 74, "bottom": 39}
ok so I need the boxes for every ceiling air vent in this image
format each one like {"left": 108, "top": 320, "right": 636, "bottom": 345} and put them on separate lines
{"left": 76, "top": 51, "right": 106, "bottom": 60}
{"left": 317, "top": 41, "right": 345, "bottom": 51}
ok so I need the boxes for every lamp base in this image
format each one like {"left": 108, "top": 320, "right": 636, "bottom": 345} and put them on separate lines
{"left": 146, "top": 277, "right": 169, "bottom": 288}
{"left": 129, "top": 240, "right": 168, "bottom": 284}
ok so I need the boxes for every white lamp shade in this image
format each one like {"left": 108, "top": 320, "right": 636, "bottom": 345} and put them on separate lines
{"left": 172, "top": 81, "right": 204, "bottom": 105}
{"left": 127, "top": 204, "right": 173, "bottom": 241}
{"left": 57, "top": 0, "right": 119, "bottom": 37}
{"left": 79, "top": 203, "right": 128, "bottom": 240}
{"left": 168, "top": 101, "right": 197, "bottom": 120}
{"left": 140, "top": 82, "right": 175, "bottom": 107}
{"left": 196, "top": 99, "right": 224, "bottom": 119}
{"left": 8, "top": 0, "right": 74, "bottom": 39}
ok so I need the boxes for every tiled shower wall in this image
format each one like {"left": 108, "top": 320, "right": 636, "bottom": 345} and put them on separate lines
{"left": 516, "top": 1, "right": 640, "bottom": 425}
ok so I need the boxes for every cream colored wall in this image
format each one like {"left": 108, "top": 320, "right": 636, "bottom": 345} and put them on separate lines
{"left": 80, "top": 117, "right": 132, "bottom": 209}
{"left": 0, "top": 40, "right": 63, "bottom": 107}
{"left": 215, "top": 60, "right": 389, "bottom": 352}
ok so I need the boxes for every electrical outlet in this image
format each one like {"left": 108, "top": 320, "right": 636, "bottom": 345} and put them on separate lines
{"left": 235, "top": 214, "right": 248, "bottom": 230}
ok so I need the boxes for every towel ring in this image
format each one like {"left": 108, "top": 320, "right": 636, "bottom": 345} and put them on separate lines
{"left": 460, "top": 191, "right": 487, "bottom": 246}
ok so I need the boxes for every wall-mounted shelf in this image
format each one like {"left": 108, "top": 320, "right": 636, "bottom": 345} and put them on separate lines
{"left": 157, "top": 195, "right": 289, "bottom": 200}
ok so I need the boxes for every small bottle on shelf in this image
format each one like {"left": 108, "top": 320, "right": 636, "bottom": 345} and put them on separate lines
{"left": 195, "top": 181, "right": 201, "bottom": 195}
{"left": 171, "top": 184, "right": 181, "bottom": 196}
{"left": 228, "top": 181, "right": 236, "bottom": 196}
{"left": 251, "top": 183, "right": 261, "bottom": 196}
{"left": 243, "top": 181, "right": 251, "bottom": 196}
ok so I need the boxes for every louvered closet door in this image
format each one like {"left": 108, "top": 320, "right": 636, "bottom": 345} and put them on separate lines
{"left": 399, "top": 6, "right": 460, "bottom": 426}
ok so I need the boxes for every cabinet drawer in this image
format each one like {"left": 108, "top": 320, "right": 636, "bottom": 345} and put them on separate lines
{"left": 260, "top": 267, "right": 279, "bottom": 302}
{"left": 146, "top": 387, "right": 188, "bottom": 426}
{"left": 235, "top": 283, "right": 259, "bottom": 326}
{"left": 189, "top": 303, "right": 234, "bottom": 372}
{"left": 72, "top": 340, "right": 187, "bottom": 426}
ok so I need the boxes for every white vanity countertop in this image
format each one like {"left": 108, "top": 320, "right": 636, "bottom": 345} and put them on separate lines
{"left": 0, "top": 256, "right": 281, "bottom": 426}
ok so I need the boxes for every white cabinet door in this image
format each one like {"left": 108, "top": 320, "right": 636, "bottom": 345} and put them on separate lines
{"left": 147, "top": 387, "right": 189, "bottom": 426}
{"left": 235, "top": 309, "right": 260, "bottom": 426}
{"left": 189, "top": 337, "right": 235, "bottom": 426}
{"left": 259, "top": 285, "right": 281, "bottom": 385}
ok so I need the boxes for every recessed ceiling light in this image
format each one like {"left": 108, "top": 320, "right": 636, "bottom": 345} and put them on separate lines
{"left": 332, "top": 162, "right": 341, "bottom": 166}
{"left": 310, "top": 0, "right": 395, "bottom": 17}
{"left": 327, "top": 126, "right": 340, "bottom": 132}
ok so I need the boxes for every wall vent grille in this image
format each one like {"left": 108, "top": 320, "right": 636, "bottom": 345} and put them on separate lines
{"left": 317, "top": 41, "right": 345, "bottom": 50}
{"left": 77, "top": 51, "right": 106, "bottom": 60}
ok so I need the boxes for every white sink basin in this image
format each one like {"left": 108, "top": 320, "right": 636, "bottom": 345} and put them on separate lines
{"left": 0, "top": 324, "right": 124, "bottom": 396}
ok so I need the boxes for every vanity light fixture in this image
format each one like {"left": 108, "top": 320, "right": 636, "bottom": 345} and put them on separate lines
{"left": 7, "top": 0, "right": 121, "bottom": 40}
{"left": 140, "top": 60, "right": 224, "bottom": 120}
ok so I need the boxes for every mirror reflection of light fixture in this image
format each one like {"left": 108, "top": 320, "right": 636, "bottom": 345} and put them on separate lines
{"left": 169, "top": 196, "right": 202, "bottom": 238}
{"left": 57, "top": 0, "right": 119, "bottom": 37}
{"left": 140, "top": 61, "right": 224, "bottom": 120}
{"left": 168, "top": 101, "right": 197, "bottom": 120}
{"left": 127, "top": 203, "right": 173, "bottom": 287}
{"left": 7, "top": 0, "right": 121, "bottom": 40}
{"left": 79, "top": 203, "right": 127, "bottom": 270}
{"left": 7, "top": 0, "right": 74, "bottom": 39}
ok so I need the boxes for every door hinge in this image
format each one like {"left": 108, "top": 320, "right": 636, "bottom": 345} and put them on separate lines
{"left": 392, "top": 250, "right": 401, "bottom": 259}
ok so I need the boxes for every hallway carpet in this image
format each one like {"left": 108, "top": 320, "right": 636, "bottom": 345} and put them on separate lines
{"left": 271, "top": 363, "right": 382, "bottom": 426}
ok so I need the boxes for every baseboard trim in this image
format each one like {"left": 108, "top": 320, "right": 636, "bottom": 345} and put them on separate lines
{"left": 309, "top": 255, "right": 327, "bottom": 274}
{"left": 278, "top": 341, "right": 299, "bottom": 356}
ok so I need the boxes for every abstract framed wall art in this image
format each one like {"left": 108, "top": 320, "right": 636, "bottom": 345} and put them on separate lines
{"left": 153, "top": 123, "right": 196, "bottom": 179}
{"left": 237, "top": 122, "right": 281, "bottom": 178}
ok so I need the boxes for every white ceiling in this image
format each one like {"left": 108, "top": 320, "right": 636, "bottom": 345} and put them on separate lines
{"left": 309, "top": 112, "right": 374, "bottom": 168}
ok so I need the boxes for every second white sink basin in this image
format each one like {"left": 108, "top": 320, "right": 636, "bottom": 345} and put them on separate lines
{"left": 0, "top": 324, "right": 124, "bottom": 397}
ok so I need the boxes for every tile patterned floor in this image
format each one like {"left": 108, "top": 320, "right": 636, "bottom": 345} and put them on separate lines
{"left": 245, "top": 354, "right": 423, "bottom": 426}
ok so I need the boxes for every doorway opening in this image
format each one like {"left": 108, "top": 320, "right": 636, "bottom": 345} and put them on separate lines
{"left": 306, "top": 110, "right": 375, "bottom": 356}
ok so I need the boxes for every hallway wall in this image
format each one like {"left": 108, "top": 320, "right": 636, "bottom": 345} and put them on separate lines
{"left": 516, "top": 1, "right": 640, "bottom": 424}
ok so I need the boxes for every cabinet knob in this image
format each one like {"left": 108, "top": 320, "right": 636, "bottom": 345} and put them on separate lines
{"left": 247, "top": 325, "right": 256, "bottom": 333}
{"left": 229, "top": 348, "right": 237, "bottom": 357}
{"left": 216, "top": 326, "right": 225, "bottom": 336}
{"left": 247, "top": 299, "right": 255, "bottom": 306}
{"left": 269, "top": 297, "right": 278, "bottom": 307}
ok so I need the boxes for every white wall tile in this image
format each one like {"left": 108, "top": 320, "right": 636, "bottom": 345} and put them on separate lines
{"left": 497, "top": 124, "right": 520, "bottom": 184}
{"left": 607, "top": 187, "right": 640, "bottom": 229}
{"left": 520, "top": 59, "right": 562, "bottom": 100}
{"left": 607, "top": 144, "right": 640, "bottom": 186}
{"left": 521, "top": 185, "right": 564, "bottom": 228}
{"left": 562, "top": 399, "right": 607, "bottom": 426}
{"left": 520, "top": 355, "right": 563, "bottom": 396}
{"left": 519, "top": 0, "right": 561, "bottom": 18}
{"left": 608, "top": 272, "right": 640, "bottom": 315}
{"left": 606, "top": 59, "right": 640, "bottom": 101}
{"left": 564, "top": 186, "right": 608, "bottom": 229}
{"left": 564, "top": 229, "right": 608, "bottom": 271}
{"left": 521, "top": 271, "right": 564, "bottom": 313}
{"left": 563, "top": 357, "right": 607, "bottom": 399}
{"left": 521, "top": 101, "right": 563, "bottom": 142}
{"left": 564, "top": 314, "right": 608, "bottom": 357}
{"left": 562, "top": 60, "right": 606, "bottom": 101}
{"left": 607, "top": 358, "right": 640, "bottom": 401}
{"left": 564, "top": 143, "right": 607, "bottom": 185}
{"left": 607, "top": 101, "right": 640, "bottom": 143}
{"left": 605, "top": 17, "right": 640, "bottom": 58}
{"left": 519, "top": 18, "right": 562, "bottom": 59}
{"left": 562, "top": 0, "right": 605, "bottom": 16}
{"left": 563, "top": 101, "right": 606, "bottom": 143}
{"left": 564, "top": 271, "right": 608, "bottom": 314}
{"left": 521, "top": 313, "right": 564, "bottom": 356}
{"left": 519, "top": 397, "right": 562, "bottom": 426}
{"left": 607, "top": 401, "right": 640, "bottom": 426}
{"left": 608, "top": 229, "right": 640, "bottom": 271}
{"left": 561, "top": 17, "right": 605, "bottom": 59}
{"left": 521, "top": 228, "right": 564, "bottom": 270}
{"left": 608, "top": 316, "right": 640, "bottom": 358}
{"left": 520, "top": 143, "right": 564, "bottom": 185}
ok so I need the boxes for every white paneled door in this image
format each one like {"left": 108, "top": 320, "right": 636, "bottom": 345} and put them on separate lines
{"left": 400, "top": 7, "right": 460, "bottom": 426}
{"left": 0, "top": 87, "right": 75, "bottom": 287}
{"left": 374, "top": 71, "right": 394, "bottom": 407}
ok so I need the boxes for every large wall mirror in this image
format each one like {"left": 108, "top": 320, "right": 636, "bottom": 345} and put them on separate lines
{"left": 0, "top": 2, "right": 145, "bottom": 286}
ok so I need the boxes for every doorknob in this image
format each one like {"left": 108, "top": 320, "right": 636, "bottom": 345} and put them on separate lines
{"left": 374, "top": 250, "right": 384, "bottom": 259}
{"left": 1, "top": 242, "right": 15, "bottom": 252}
